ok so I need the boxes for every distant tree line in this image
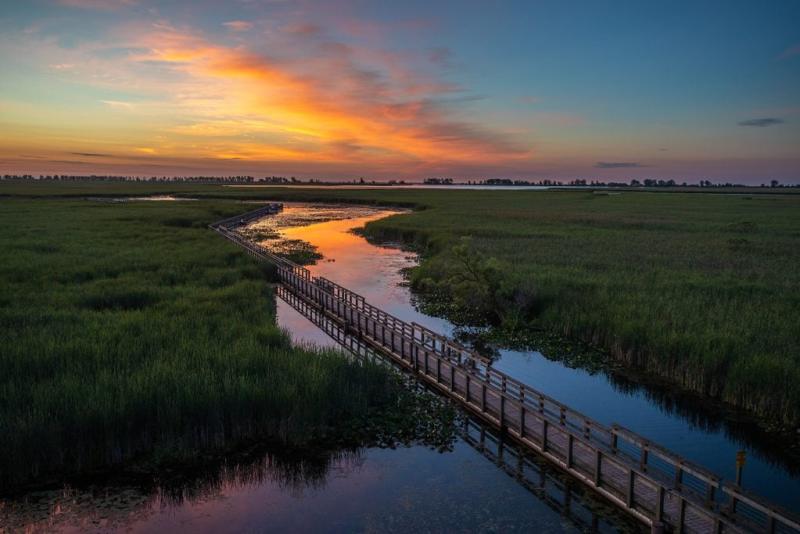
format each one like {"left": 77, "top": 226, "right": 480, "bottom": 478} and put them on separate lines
{"left": 0, "top": 174, "right": 410, "bottom": 186}
{"left": 432, "top": 177, "right": 799, "bottom": 188}
{"left": 1, "top": 174, "right": 796, "bottom": 188}
{"left": 2, "top": 174, "right": 263, "bottom": 184}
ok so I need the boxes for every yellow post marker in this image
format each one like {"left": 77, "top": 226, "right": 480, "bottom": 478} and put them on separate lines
{"left": 735, "top": 450, "right": 746, "bottom": 487}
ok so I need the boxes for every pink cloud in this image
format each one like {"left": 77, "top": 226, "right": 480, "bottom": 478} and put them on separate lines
{"left": 778, "top": 43, "right": 800, "bottom": 59}
{"left": 222, "top": 20, "right": 253, "bottom": 32}
{"left": 286, "top": 23, "right": 323, "bottom": 37}
{"left": 2, "top": 15, "right": 535, "bottom": 176}
{"left": 128, "top": 24, "right": 530, "bottom": 160}
{"left": 334, "top": 16, "right": 432, "bottom": 40}
{"left": 57, "top": 0, "right": 137, "bottom": 9}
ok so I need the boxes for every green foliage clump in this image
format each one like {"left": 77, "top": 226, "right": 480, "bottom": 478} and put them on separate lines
{"left": 410, "top": 237, "right": 542, "bottom": 332}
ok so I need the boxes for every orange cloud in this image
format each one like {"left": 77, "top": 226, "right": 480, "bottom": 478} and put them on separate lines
{"left": 2, "top": 19, "right": 534, "bottom": 177}
{"left": 133, "top": 25, "right": 530, "bottom": 164}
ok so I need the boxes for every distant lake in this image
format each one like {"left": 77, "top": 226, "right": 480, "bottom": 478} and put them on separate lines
{"left": 226, "top": 184, "right": 554, "bottom": 190}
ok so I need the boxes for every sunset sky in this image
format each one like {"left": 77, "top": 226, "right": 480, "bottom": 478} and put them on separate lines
{"left": 1, "top": 0, "right": 798, "bottom": 183}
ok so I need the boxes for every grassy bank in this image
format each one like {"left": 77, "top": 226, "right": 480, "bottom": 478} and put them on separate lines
{"left": 0, "top": 197, "right": 439, "bottom": 488}
{"left": 371, "top": 192, "right": 800, "bottom": 426}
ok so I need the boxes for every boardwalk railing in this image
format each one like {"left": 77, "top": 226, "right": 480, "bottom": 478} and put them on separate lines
{"left": 212, "top": 207, "right": 800, "bottom": 534}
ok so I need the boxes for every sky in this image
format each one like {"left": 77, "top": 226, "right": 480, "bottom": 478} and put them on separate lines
{"left": 0, "top": 0, "right": 798, "bottom": 183}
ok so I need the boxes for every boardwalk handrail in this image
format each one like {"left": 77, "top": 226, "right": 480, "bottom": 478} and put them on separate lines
{"left": 211, "top": 212, "right": 491, "bottom": 367}
{"left": 212, "top": 206, "right": 800, "bottom": 533}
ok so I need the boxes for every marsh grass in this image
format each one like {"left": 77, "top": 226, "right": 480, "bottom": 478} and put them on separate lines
{"left": 3, "top": 182, "right": 799, "bottom": 440}
{"left": 268, "top": 239, "right": 324, "bottom": 265}
{"left": 0, "top": 198, "right": 417, "bottom": 488}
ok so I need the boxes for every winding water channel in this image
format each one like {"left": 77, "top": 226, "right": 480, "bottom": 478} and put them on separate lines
{"left": 4, "top": 202, "right": 797, "bottom": 532}
{"left": 268, "top": 204, "right": 800, "bottom": 513}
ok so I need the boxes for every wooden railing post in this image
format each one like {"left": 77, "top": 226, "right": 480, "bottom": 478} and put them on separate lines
{"left": 655, "top": 486, "right": 665, "bottom": 523}
{"left": 706, "top": 481, "right": 715, "bottom": 506}
{"left": 567, "top": 434, "right": 574, "bottom": 468}
{"left": 626, "top": 470, "right": 635, "bottom": 508}
{"left": 767, "top": 515, "right": 776, "bottom": 534}
{"left": 594, "top": 450, "right": 602, "bottom": 486}
{"left": 542, "top": 419, "right": 549, "bottom": 451}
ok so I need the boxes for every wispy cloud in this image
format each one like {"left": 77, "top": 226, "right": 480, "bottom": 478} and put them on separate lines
{"left": 738, "top": 118, "right": 784, "bottom": 127}
{"left": 222, "top": 20, "right": 253, "bottom": 32}
{"left": 57, "top": 0, "right": 137, "bottom": 9}
{"left": 101, "top": 100, "right": 134, "bottom": 110}
{"left": 427, "top": 47, "right": 453, "bottom": 69}
{"left": 595, "top": 162, "right": 644, "bottom": 169}
{"left": 286, "top": 23, "right": 323, "bottom": 37}
{"left": 1, "top": 12, "right": 535, "bottom": 176}
{"left": 778, "top": 43, "right": 800, "bottom": 59}
{"left": 71, "top": 152, "right": 112, "bottom": 157}
{"left": 107, "top": 21, "right": 531, "bottom": 163}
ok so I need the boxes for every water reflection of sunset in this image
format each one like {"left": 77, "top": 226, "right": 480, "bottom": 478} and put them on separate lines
{"left": 281, "top": 212, "right": 400, "bottom": 262}
{"left": 278, "top": 209, "right": 409, "bottom": 305}
{"left": 259, "top": 204, "right": 452, "bottom": 341}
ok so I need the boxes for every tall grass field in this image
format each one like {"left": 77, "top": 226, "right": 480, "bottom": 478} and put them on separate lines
{"left": 0, "top": 197, "right": 413, "bottom": 488}
{"left": 3, "top": 181, "right": 799, "bottom": 469}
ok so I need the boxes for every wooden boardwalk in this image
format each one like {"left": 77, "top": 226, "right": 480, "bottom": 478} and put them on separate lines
{"left": 276, "top": 283, "right": 637, "bottom": 532}
{"left": 212, "top": 206, "right": 800, "bottom": 534}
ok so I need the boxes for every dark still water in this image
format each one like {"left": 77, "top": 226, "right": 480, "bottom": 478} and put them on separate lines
{"left": 1, "top": 420, "right": 635, "bottom": 532}
{"left": 266, "top": 204, "right": 800, "bottom": 514}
